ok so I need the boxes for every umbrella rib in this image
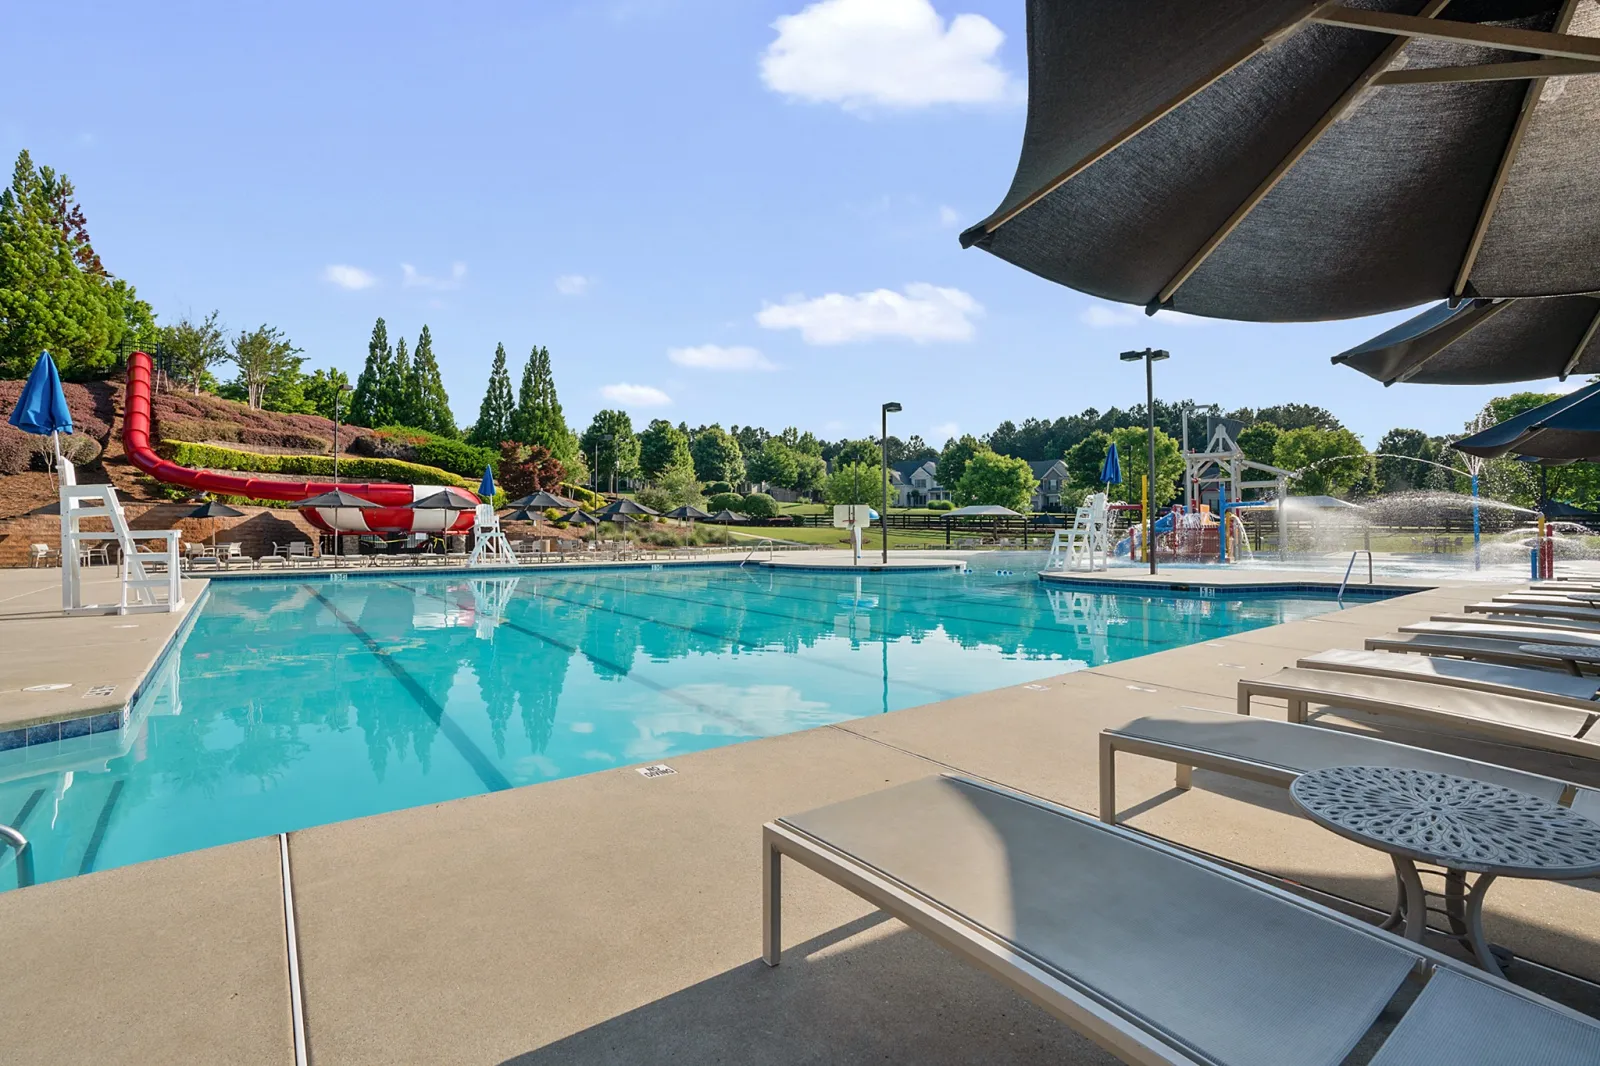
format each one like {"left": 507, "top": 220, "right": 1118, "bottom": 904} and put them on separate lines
{"left": 1561, "top": 306, "right": 1600, "bottom": 381}
{"left": 1312, "top": 6, "right": 1600, "bottom": 61}
{"left": 1151, "top": 1, "right": 1450, "bottom": 311}
{"left": 1373, "top": 56, "right": 1600, "bottom": 85}
{"left": 961, "top": 3, "right": 1322, "bottom": 243}
{"left": 1451, "top": 0, "right": 1583, "bottom": 299}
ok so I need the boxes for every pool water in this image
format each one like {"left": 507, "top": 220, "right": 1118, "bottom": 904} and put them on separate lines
{"left": 0, "top": 563, "right": 1372, "bottom": 890}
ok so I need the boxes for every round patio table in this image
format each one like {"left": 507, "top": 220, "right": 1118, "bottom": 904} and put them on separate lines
{"left": 1290, "top": 765, "right": 1600, "bottom": 978}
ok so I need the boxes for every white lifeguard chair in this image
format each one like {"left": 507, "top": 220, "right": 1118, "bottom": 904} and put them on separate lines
{"left": 57, "top": 457, "right": 183, "bottom": 615}
{"left": 1046, "top": 492, "right": 1109, "bottom": 572}
{"left": 466, "top": 503, "right": 519, "bottom": 568}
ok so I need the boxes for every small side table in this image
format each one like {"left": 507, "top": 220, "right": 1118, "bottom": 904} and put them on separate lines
{"left": 1290, "top": 765, "right": 1600, "bottom": 977}
{"left": 1517, "top": 642, "right": 1600, "bottom": 679}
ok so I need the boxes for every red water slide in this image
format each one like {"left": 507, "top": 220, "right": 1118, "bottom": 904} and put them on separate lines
{"left": 123, "top": 350, "right": 476, "bottom": 533}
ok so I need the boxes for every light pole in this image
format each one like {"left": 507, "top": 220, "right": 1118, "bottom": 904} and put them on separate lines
{"left": 880, "top": 402, "right": 902, "bottom": 564}
{"left": 332, "top": 382, "right": 354, "bottom": 560}
{"left": 593, "top": 433, "right": 613, "bottom": 496}
{"left": 1120, "top": 349, "right": 1169, "bottom": 575}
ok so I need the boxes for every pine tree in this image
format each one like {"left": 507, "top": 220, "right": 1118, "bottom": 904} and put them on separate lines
{"left": 469, "top": 343, "right": 515, "bottom": 447}
{"left": 382, "top": 335, "right": 409, "bottom": 427}
{"left": 409, "top": 325, "right": 456, "bottom": 436}
{"left": 509, "top": 344, "right": 577, "bottom": 462}
{"left": 349, "top": 318, "right": 391, "bottom": 427}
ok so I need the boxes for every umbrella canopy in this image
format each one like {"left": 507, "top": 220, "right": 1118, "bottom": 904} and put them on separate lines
{"left": 8, "top": 352, "right": 73, "bottom": 437}
{"left": 501, "top": 507, "right": 541, "bottom": 522}
{"left": 1100, "top": 441, "right": 1123, "bottom": 485}
{"left": 960, "top": 1, "right": 1600, "bottom": 322}
{"left": 185, "top": 500, "right": 246, "bottom": 520}
{"left": 478, "top": 466, "right": 496, "bottom": 499}
{"left": 559, "top": 509, "right": 602, "bottom": 526}
{"left": 409, "top": 490, "right": 472, "bottom": 510}
{"left": 597, "top": 498, "right": 660, "bottom": 517}
{"left": 708, "top": 509, "right": 743, "bottom": 523}
{"left": 664, "top": 504, "right": 713, "bottom": 520}
{"left": 1452, "top": 380, "right": 1600, "bottom": 461}
{"left": 507, "top": 490, "right": 577, "bottom": 509}
{"left": 297, "top": 489, "right": 379, "bottom": 509}
{"left": 1334, "top": 295, "right": 1600, "bottom": 385}
{"left": 944, "top": 505, "right": 1022, "bottom": 517}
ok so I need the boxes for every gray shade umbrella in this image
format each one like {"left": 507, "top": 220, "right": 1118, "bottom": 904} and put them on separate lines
{"left": 1452, "top": 378, "right": 1600, "bottom": 461}
{"left": 501, "top": 507, "right": 544, "bottom": 522}
{"left": 559, "top": 509, "right": 602, "bottom": 526}
{"left": 596, "top": 498, "right": 660, "bottom": 518}
{"left": 961, "top": 1, "right": 1600, "bottom": 322}
{"left": 1334, "top": 295, "right": 1600, "bottom": 385}
{"left": 297, "top": 489, "right": 378, "bottom": 509}
{"left": 664, "top": 504, "right": 713, "bottom": 520}
{"left": 507, "top": 490, "right": 577, "bottom": 509}
{"left": 708, "top": 509, "right": 742, "bottom": 523}
{"left": 409, "top": 490, "right": 473, "bottom": 510}
{"left": 185, "top": 499, "right": 245, "bottom": 549}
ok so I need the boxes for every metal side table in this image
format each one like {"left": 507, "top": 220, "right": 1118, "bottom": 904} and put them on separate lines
{"left": 1290, "top": 765, "right": 1600, "bottom": 978}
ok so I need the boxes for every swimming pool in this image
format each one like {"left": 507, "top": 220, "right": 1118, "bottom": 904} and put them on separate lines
{"left": 0, "top": 562, "right": 1383, "bottom": 890}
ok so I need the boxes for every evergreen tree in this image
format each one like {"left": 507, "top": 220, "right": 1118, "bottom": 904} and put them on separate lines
{"left": 384, "top": 335, "right": 410, "bottom": 426}
{"left": 408, "top": 325, "right": 455, "bottom": 436}
{"left": 509, "top": 344, "right": 576, "bottom": 462}
{"left": 469, "top": 343, "right": 515, "bottom": 447}
{"left": 349, "top": 318, "right": 391, "bottom": 427}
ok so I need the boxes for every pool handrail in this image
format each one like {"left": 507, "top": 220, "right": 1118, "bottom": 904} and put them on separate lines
{"left": 0, "top": 823, "right": 34, "bottom": 889}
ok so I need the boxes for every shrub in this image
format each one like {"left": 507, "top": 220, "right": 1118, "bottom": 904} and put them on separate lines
{"left": 927, "top": 499, "right": 955, "bottom": 511}
{"left": 738, "top": 492, "right": 778, "bottom": 518}
{"left": 354, "top": 426, "right": 497, "bottom": 479}
{"left": 704, "top": 481, "right": 733, "bottom": 496}
{"left": 498, "top": 442, "right": 564, "bottom": 499}
{"left": 633, "top": 485, "right": 674, "bottom": 513}
{"left": 707, "top": 491, "right": 743, "bottom": 513}
{"left": 561, "top": 483, "right": 604, "bottom": 509}
{"left": 543, "top": 507, "right": 563, "bottom": 522}
{"left": 415, "top": 437, "right": 498, "bottom": 479}
{"left": 159, "top": 440, "right": 476, "bottom": 488}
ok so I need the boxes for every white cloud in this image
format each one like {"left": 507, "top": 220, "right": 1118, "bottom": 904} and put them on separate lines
{"left": 668, "top": 344, "right": 776, "bottom": 372}
{"left": 1078, "top": 301, "right": 1212, "bottom": 329}
{"left": 555, "top": 274, "right": 593, "bottom": 296}
{"left": 761, "top": 0, "right": 1018, "bottom": 111}
{"left": 937, "top": 204, "right": 962, "bottom": 227}
{"left": 757, "top": 282, "right": 981, "bottom": 345}
{"left": 600, "top": 382, "right": 672, "bottom": 407}
{"left": 322, "top": 264, "right": 377, "bottom": 291}
{"left": 401, "top": 261, "right": 467, "bottom": 290}
{"left": 930, "top": 421, "right": 960, "bottom": 443}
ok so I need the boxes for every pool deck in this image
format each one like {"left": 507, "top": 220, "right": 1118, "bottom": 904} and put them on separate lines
{"left": 3, "top": 569, "right": 1600, "bottom": 1063}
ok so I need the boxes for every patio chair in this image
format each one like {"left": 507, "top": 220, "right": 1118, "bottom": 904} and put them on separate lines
{"left": 1398, "top": 620, "right": 1600, "bottom": 649}
{"left": 219, "top": 542, "right": 247, "bottom": 568}
{"left": 1297, "top": 648, "right": 1600, "bottom": 710}
{"left": 284, "top": 542, "right": 312, "bottom": 567}
{"left": 1463, "top": 601, "right": 1600, "bottom": 624}
{"left": 28, "top": 543, "right": 57, "bottom": 568}
{"left": 764, "top": 775, "right": 1600, "bottom": 1066}
{"left": 1099, "top": 704, "right": 1597, "bottom": 825}
{"left": 1237, "top": 668, "right": 1600, "bottom": 761}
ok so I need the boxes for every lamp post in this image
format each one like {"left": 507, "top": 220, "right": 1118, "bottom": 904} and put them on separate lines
{"left": 593, "top": 433, "right": 613, "bottom": 495}
{"left": 1120, "top": 349, "right": 1170, "bottom": 575}
{"left": 332, "top": 381, "right": 354, "bottom": 560}
{"left": 880, "top": 402, "right": 902, "bottom": 564}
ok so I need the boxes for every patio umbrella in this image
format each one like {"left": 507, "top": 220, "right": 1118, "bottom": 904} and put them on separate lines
{"left": 664, "top": 504, "right": 712, "bottom": 521}
{"left": 7, "top": 352, "right": 73, "bottom": 467}
{"left": 597, "top": 498, "right": 660, "bottom": 518}
{"left": 409, "top": 490, "right": 473, "bottom": 511}
{"left": 184, "top": 499, "right": 245, "bottom": 549}
{"left": 558, "top": 509, "right": 602, "bottom": 526}
{"left": 1334, "top": 295, "right": 1600, "bottom": 385}
{"left": 506, "top": 490, "right": 577, "bottom": 509}
{"left": 708, "top": 509, "right": 742, "bottom": 523}
{"left": 501, "top": 507, "right": 543, "bottom": 522}
{"left": 1452, "top": 379, "right": 1600, "bottom": 461}
{"left": 960, "top": 1, "right": 1600, "bottom": 322}
{"left": 1100, "top": 442, "right": 1123, "bottom": 486}
{"left": 299, "top": 488, "right": 379, "bottom": 557}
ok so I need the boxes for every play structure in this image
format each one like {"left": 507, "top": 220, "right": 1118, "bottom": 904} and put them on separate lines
{"left": 123, "top": 350, "right": 477, "bottom": 534}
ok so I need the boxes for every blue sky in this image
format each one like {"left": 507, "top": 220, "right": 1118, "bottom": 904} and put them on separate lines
{"left": 3, "top": 0, "right": 1552, "bottom": 447}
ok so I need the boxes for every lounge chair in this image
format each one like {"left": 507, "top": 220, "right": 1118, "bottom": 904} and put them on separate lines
{"left": 1464, "top": 601, "right": 1600, "bottom": 623}
{"left": 1099, "top": 704, "right": 1597, "bottom": 825}
{"left": 1238, "top": 667, "right": 1600, "bottom": 760}
{"left": 1431, "top": 612, "right": 1600, "bottom": 634}
{"left": 1398, "top": 620, "right": 1600, "bottom": 648}
{"left": 1297, "top": 648, "right": 1600, "bottom": 709}
{"left": 1367, "top": 632, "right": 1600, "bottom": 676}
{"left": 763, "top": 775, "right": 1600, "bottom": 1066}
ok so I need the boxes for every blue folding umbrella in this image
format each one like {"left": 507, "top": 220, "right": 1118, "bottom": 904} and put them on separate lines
{"left": 478, "top": 465, "right": 496, "bottom": 500}
{"left": 1100, "top": 441, "right": 1122, "bottom": 486}
{"left": 8, "top": 352, "right": 73, "bottom": 440}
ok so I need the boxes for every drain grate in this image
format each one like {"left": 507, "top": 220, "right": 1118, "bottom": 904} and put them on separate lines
{"left": 637, "top": 764, "right": 677, "bottom": 778}
{"left": 84, "top": 685, "right": 117, "bottom": 698}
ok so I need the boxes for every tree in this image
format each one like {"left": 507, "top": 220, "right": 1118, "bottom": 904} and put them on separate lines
{"left": 302, "top": 368, "right": 352, "bottom": 422}
{"left": 509, "top": 345, "right": 576, "bottom": 463}
{"left": 690, "top": 425, "right": 745, "bottom": 485}
{"left": 350, "top": 319, "right": 393, "bottom": 428}
{"left": 655, "top": 458, "right": 705, "bottom": 509}
{"left": 498, "top": 442, "right": 564, "bottom": 500}
{"left": 0, "top": 151, "right": 120, "bottom": 378}
{"left": 902, "top": 434, "right": 938, "bottom": 463}
{"left": 468, "top": 343, "right": 516, "bottom": 447}
{"left": 778, "top": 426, "right": 823, "bottom": 456}
{"left": 824, "top": 462, "right": 879, "bottom": 505}
{"left": 731, "top": 424, "right": 769, "bottom": 458}
{"left": 1274, "top": 426, "right": 1367, "bottom": 496}
{"left": 833, "top": 438, "right": 880, "bottom": 468}
{"left": 228, "top": 324, "right": 303, "bottom": 410}
{"left": 579, "top": 409, "right": 640, "bottom": 491}
{"left": 1231, "top": 403, "right": 1343, "bottom": 432}
{"left": 746, "top": 439, "right": 799, "bottom": 490}
{"left": 1374, "top": 428, "right": 1447, "bottom": 495}
{"left": 387, "top": 335, "right": 411, "bottom": 425}
{"left": 937, "top": 434, "right": 983, "bottom": 488}
{"left": 1236, "top": 423, "right": 1282, "bottom": 473}
{"left": 792, "top": 452, "right": 827, "bottom": 495}
{"left": 637, "top": 418, "right": 691, "bottom": 481}
{"left": 161, "top": 311, "right": 227, "bottom": 394}
{"left": 953, "top": 451, "right": 1038, "bottom": 512}
{"left": 407, "top": 325, "right": 456, "bottom": 436}
{"left": 1065, "top": 427, "right": 1184, "bottom": 507}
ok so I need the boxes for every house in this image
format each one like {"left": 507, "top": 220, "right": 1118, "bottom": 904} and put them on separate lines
{"left": 1028, "top": 458, "right": 1071, "bottom": 512}
{"left": 889, "top": 459, "right": 947, "bottom": 507}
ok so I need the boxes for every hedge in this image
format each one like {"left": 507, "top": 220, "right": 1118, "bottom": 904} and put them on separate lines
{"left": 160, "top": 440, "right": 477, "bottom": 488}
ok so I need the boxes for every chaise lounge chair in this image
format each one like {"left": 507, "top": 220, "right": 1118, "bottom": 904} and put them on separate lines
{"left": 1098, "top": 704, "right": 1598, "bottom": 825}
{"left": 1237, "top": 668, "right": 1600, "bottom": 760}
{"left": 1429, "top": 612, "right": 1600, "bottom": 633}
{"left": 1398, "top": 620, "right": 1600, "bottom": 649}
{"left": 763, "top": 775, "right": 1600, "bottom": 1066}
{"left": 1296, "top": 648, "right": 1600, "bottom": 710}
{"left": 1365, "top": 631, "right": 1600, "bottom": 674}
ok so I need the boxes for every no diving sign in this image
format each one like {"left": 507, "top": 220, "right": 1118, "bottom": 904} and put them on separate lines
{"left": 637, "top": 764, "right": 677, "bottom": 779}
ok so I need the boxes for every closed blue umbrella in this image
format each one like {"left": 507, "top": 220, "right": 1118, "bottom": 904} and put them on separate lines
{"left": 1100, "top": 441, "right": 1122, "bottom": 486}
{"left": 8, "top": 352, "right": 73, "bottom": 438}
{"left": 478, "top": 465, "right": 496, "bottom": 500}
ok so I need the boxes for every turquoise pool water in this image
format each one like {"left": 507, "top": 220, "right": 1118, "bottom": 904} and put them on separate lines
{"left": 0, "top": 562, "right": 1375, "bottom": 890}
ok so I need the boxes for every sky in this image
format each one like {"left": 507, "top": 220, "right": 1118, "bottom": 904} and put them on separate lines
{"left": 1, "top": 0, "right": 1564, "bottom": 449}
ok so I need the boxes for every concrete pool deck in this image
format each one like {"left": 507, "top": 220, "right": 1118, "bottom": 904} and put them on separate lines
{"left": 3, "top": 571, "right": 1599, "bottom": 1063}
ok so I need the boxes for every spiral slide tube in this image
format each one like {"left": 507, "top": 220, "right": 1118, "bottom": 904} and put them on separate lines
{"left": 123, "top": 351, "right": 476, "bottom": 533}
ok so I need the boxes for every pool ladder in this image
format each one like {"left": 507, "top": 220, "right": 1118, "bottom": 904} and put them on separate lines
{"left": 1336, "top": 550, "right": 1373, "bottom": 604}
{"left": 0, "top": 823, "right": 33, "bottom": 889}
{"left": 740, "top": 538, "right": 776, "bottom": 567}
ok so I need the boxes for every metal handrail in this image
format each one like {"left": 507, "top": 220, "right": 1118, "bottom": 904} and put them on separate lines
{"left": 1336, "top": 550, "right": 1374, "bottom": 603}
{"left": 0, "top": 823, "right": 34, "bottom": 888}
{"left": 740, "top": 538, "right": 776, "bottom": 567}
